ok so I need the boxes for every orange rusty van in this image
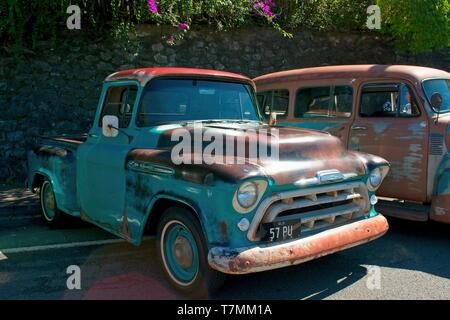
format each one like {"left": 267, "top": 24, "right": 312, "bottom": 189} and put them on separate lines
{"left": 254, "top": 65, "right": 450, "bottom": 223}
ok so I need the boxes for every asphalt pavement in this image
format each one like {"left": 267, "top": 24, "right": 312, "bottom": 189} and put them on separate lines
{"left": 0, "top": 187, "right": 449, "bottom": 300}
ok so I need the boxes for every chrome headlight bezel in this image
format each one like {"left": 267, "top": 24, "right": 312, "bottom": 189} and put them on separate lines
{"left": 233, "top": 180, "right": 268, "bottom": 214}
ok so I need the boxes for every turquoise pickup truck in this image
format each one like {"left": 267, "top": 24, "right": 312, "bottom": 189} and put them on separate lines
{"left": 27, "top": 67, "right": 390, "bottom": 296}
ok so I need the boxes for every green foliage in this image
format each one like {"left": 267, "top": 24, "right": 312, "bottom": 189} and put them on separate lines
{"left": 276, "top": 0, "right": 372, "bottom": 31}
{"left": 0, "top": 0, "right": 448, "bottom": 55}
{"left": 377, "top": 0, "right": 450, "bottom": 53}
{"left": 0, "top": 0, "right": 71, "bottom": 55}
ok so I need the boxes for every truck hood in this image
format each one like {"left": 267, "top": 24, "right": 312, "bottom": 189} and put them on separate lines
{"left": 128, "top": 122, "right": 369, "bottom": 186}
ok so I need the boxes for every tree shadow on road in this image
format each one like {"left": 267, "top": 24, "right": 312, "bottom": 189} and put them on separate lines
{"left": 353, "top": 218, "right": 450, "bottom": 280}
{"left": 215, "top": 218, "right": 450, "bottom": 300}
{"left": 215, "top": 256, "right": 368, "bottom": 300}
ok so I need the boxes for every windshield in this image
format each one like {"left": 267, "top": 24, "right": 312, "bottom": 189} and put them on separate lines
{"left": 137, "top": 78, "right": 261, "bottom": 127}
{"left": 423, "top": 79, "right": 450, "bottom": 113}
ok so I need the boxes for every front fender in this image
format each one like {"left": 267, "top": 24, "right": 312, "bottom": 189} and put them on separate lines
{"left": 350, "top": 151, "right": 391, "bottom": 174}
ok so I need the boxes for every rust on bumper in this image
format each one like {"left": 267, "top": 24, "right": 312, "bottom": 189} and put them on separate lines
{"left": 208, "top": 214, "right": 389, "bottom": 274}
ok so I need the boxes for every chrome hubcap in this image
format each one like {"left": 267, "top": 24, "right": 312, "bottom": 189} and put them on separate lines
{"left": 173, "top": 236, "right": 193, "bottom": 269}
{"left": 44, "top": 188, "right": 55, "bottom": 211}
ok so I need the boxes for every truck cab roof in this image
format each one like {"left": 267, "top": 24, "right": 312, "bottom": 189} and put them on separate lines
{"left": 105, "top": 67, "right": 253, "bottom": 86}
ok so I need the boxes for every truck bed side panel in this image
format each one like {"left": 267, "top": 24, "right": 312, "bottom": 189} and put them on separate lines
{"left": 27, "top": 140, "right": 80, "bottom": 215}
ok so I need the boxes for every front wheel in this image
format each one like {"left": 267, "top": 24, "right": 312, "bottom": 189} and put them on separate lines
{"left": 40, "top": 179, "right": 67, "bottom": 228}
{"left": 157, "top": 206, "right": 226, "bottom": 298}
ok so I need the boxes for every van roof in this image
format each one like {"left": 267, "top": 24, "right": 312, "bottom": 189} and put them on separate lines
{"left": 253, "top": 65, "right": 450, "bottom": 85}
{"left": 105, "top": 67, "right": 252, "bottom": 86}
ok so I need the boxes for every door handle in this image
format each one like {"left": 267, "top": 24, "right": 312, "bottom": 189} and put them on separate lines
{"left": 351, "top": 125, "right": 367, "bottom": 131}
{"left": 88, "top": 133, "right": 99, "bottom": 139}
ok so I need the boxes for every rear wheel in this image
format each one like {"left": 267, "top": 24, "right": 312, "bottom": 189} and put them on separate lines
{"left": 157, "top": 206, "right": 226, "bottom": 298}
{"left": 40, "top": 179, "right": 66, "bottom": 228}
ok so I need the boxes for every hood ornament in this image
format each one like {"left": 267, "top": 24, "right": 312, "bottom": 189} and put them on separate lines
{"left": 316, "top": 170, "right": 345, "bottom": 184}
{"left": 295, "top": 169, "right": 346, "bottom": 187}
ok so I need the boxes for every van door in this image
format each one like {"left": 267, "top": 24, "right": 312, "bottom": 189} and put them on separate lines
{"left": 349, "top": 81, "right": 429, "bottom": 202}
{"left": 287, "top": 84, "right": 354, "bottom": 146}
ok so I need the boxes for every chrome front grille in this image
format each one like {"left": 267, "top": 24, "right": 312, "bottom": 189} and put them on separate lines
{"left": 248, "top": 181, "right": 369, "bottom": 241}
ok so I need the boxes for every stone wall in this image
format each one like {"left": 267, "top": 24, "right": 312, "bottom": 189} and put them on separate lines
{"left": 0, "top": 26, "right": 448, "bottom": 183}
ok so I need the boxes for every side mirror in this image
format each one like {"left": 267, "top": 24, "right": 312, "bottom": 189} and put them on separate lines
{"left": 102, "top": 115, "right": 119, "bottom": 138}
{"left": 430, "top": 92, "right": 443, "bottom": 111}
{"left": 268, "top": 111, "right": 277, "bottom": 126}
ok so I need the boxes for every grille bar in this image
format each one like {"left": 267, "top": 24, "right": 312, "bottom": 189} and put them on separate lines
{"left": 274, "top": 202, "right": 365, "bottom": 232}
{"left": 262, "top": 190, "right": 362, "bottom": 223}
{"left": 247, "top": 181, "right": 369, "bottom": 241}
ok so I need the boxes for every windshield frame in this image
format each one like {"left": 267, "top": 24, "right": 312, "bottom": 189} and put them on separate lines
{"left": 136, "top": 76, "right": 263, "bottom": 127}
{"left": 422, "top": 78, "right": 450, "bottom": 114}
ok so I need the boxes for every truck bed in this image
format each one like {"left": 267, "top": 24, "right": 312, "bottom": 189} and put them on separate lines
{"left": 27, "top": 134, "right": 87, "bottom": 215}
{"left": 41, "top": 134, "right": 88, "bottom": 146}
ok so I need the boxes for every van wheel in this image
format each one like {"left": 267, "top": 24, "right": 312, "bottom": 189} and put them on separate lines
{"left": 157, "top": 206, "right": 226, "bottom": 298}
{"left": 40, "top": 179, "right": 66, "bottom": 228}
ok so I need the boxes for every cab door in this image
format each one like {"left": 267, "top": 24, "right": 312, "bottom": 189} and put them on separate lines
{"left": 349, "top": 81, "right": 429, "bottom": 202}
{"left": 77, "top": 81, "right": 139, "bottom": 236}
{"left": 283, "top": 82, "right": 355, "bottom": 146}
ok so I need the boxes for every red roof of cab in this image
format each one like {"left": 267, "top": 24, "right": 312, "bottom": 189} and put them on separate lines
{"left": 253, "top": 65, "right": 450, "bottom": 85}
{"left": 105, "top": 67, "right": 252, "bottom": 85}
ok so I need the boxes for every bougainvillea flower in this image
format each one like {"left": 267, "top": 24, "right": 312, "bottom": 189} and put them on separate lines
{"left": 178, "top": 23, "right": 190, "bottom": 31}
{"left": 148, "top": 0, "right": 158, "bottom": 14}
{"left": 253, "top": 0, "right": 276, "bottom": 18}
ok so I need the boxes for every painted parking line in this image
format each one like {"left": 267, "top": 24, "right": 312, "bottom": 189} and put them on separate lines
{"left": 0, "top": 236, "right": 154, "bottom": 255}
{"left": 0, "top": 238, "right": 125, "bottom": 255}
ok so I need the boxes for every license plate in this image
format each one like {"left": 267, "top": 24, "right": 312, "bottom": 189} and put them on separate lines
{"left": 261, "top": 219, "right": 301, "bottom": 242}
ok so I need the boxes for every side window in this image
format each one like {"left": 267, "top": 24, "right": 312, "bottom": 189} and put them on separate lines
{"left": 360, "top": 83, "right": 420, "bottom": 118}
{"left": 99, "top": 85, "right": 138, "bottom": 128}
{"left": 333, "top": 86, "right": 353, "bottom": 117}
{"left": 257, "top": 90, "right": 289, "bottom": 119}
{"left": 295, "top": 86, "right": 354, "bottom": 119}
{"left": 257, "top": 91, "right": 272, "bottom": 118}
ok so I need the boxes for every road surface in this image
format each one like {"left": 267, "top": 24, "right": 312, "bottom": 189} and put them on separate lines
{"left": 0, "top": 199, "right": 449, "bottom": 300}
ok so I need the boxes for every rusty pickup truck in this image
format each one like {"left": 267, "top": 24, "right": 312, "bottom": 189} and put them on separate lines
{"left": 254, "top": 65, "right": 450, "bottom": 223}
{"left": 28, "top": 67, "right": 389, "bottom": 296}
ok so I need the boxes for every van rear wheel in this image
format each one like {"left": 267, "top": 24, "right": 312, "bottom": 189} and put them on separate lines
{"left": 156, "top": 206, "right": 226, "bottom": 298}
{"left": 40, "top": 179, "right": 66, "bottom": 228}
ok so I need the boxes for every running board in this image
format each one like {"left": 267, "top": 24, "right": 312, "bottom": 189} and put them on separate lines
{"left": 376, "top": 199, "right": 430, "bottom": 222}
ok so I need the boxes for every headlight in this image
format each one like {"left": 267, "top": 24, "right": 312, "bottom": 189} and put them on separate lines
{"left": 369, "top": 168, "right": 382, "bottom": 189}
{"left": 367, "top": 166, "right": 389, "bottom": 191}
{"left": 233, "top": 180, "right": 268, "bottom": 214}
{"left": 237, "top": 182, "right": 258, "bottom": 208}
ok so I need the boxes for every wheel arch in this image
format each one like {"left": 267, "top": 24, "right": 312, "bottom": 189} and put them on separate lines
{"left": 138, "top": 194, "right": 208, "bottom": 245}
{"left": 30, "top": 170, "right": 62, "bottom": 207}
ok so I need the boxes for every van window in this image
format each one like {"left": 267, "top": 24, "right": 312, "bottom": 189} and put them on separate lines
{"left": 360, "top": 83, "right": 420, "bottom": 118}
{"left": 295, "top": 86, "right": 353, "bottom": 118}
{"left": 256, "top": 89, "right": 289, "bottom": 119}
{"left": 99, "top": 85, "right": 138, "bottom": 128}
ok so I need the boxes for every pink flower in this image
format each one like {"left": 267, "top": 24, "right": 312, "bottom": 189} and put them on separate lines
{"left": 178, "top": 23, "right": 190, "bottom": 31}
{"left": 252, "top": 0, "right": 276, "bottom": 18}
{"left": 148, "top": 0, "right": 158, "bottom": 14}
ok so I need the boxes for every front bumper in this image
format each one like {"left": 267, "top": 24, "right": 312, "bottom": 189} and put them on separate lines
{"left": 208, "top": 214, "right": 388, "bottom": 274}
